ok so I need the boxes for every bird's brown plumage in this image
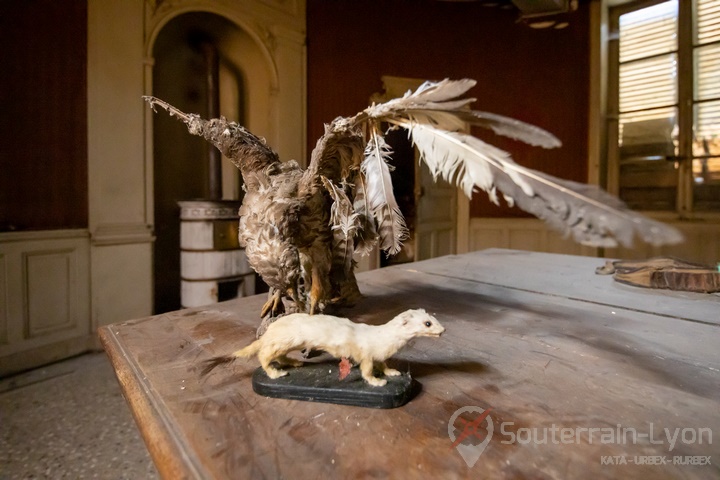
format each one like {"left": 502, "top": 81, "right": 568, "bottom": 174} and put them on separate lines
{"left": 144, "top": 98, "right": 369, "bottom": 317}
{"left": 234, "top": 119, "right": 367, "bottom": 317}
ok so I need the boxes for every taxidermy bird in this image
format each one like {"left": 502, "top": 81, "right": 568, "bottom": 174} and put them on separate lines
{"left": 144, "top": 79, "right": 682, "bottom": 320}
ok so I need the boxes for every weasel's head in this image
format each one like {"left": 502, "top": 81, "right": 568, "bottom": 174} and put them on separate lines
{"left": 395, "top": 309, "right": 445, "bottom": 338}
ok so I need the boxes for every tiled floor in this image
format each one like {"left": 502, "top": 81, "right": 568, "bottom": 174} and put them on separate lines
{"left": 0, "top": 352, "right": 159, "bottom": 479}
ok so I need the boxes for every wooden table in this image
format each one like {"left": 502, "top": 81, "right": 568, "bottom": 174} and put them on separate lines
{"left": 99, "top": 249, "right": 720, "bottom": 479}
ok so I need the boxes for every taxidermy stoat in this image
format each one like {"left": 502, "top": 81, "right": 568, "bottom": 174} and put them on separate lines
{"left": 201, "top": 309, "right": 445, "bottom": 387}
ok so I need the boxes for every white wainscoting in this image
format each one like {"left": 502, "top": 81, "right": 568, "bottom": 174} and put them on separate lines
{"left": 468, "top": 218, "right": 720, "bottom": 266}
{"left": 604, "top": 219, "right": 720, "bottom": 265}
{"left": 359, "top": 217, "right": 719, "bottom": 274}
{"left": 0, "top": 230, "right": 92, "bottom": 376}
{"left": 468, "top": 218, "right": 598, "bottom": 257}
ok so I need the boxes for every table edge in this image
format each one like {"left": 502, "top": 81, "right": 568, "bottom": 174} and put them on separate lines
{"left": 98, "top": 326, "right": 203, "bottom": 480}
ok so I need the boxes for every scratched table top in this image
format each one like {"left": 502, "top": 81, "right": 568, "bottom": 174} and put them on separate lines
{"left": 99, "top": 249, "right": 720, "bottom": 479}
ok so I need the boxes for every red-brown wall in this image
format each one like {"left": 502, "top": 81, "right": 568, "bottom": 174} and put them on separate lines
{"left": 307, "top": 0, "right": 590, "bottom": 218}
{"left": 0, "top": 0, "right": 88, "bottom": 231}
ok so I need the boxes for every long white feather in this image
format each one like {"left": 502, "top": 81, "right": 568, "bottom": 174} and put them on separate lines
{"left": 403, "top": 78, "right": 477, "bottom": 102}
{"left": 400, "top": 122, "right": 682, "bottom": 248}
{"left": 404, "top": 122, "right": 534, "bottom": 199}
{"left": 363, "top": 79, "right": 561, "bottom": 148}
{"left": 365, "top": 79, "right": 475, "bottom": 119}
{"left": 489, "top": 168, "right": 684, "bottom": 247}
{"left": 462, "top": 110, "right": 562, "bottom": 148}
{"left": 360, "top": 132, "right": 408, "bottom": 254}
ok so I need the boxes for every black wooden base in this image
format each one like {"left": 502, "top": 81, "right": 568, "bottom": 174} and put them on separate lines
{"left": 251, "top": 362, "right": 419, "bottom": 409}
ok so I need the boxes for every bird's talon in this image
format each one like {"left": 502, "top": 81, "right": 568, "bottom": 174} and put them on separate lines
{"left": 261, "top": 289, "right": 285, "bottom": 319}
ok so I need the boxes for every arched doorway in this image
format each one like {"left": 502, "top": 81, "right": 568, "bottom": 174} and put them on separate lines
{"left": 151, "top": 12, "right": 258, "bottom": 313}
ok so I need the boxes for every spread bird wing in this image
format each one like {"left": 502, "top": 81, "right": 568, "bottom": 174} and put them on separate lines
{"left": 347, "top": 78, "right": 682, "bottom": 249}
{"left": 143, "top": 96, "right": 280, "bottom": 186}
{"left": 144, "top": 80, "right": 683, "bottom": 253}
{"left": 403, "top": 123, "right": 681, "bottom": 247}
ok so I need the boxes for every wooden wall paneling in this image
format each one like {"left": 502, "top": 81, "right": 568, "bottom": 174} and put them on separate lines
{"left": 470, "top": 224, "right": 507, "bottom": 253}
{"left": 508, "top": 228, "right": 544, "bottom": 253}
{"left": 23, "top": 249, "right": 75, "bottom": 338}
{"left": 605, "top": 221, "right": 720, "bottom": 265}
{"left": 467, "top": 217, "right": 720, "bottom": 266}
{"left": 0, "top": 231, "right": 91, "bottom": 376}
{"left": 468, "top": 218, "right": 594, "bottom": 258}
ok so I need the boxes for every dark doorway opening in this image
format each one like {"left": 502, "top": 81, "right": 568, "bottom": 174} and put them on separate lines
{"left": 151, "top": 12, "right": 244, "bottom": 313}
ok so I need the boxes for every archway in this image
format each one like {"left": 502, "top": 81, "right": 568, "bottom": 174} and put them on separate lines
{"left": 149, "top": 11, "right": 273, "bottom": 313}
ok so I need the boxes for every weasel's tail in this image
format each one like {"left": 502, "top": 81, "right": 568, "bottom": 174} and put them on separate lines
{"left": 200, "top": 340, "right": 262, "bottom": 376}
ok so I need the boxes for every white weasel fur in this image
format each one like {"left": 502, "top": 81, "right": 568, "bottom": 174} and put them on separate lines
{"left": 209, "top": 309, "right": 444, "bottom": 387}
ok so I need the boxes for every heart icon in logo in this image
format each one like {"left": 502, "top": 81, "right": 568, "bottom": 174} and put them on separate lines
{"left": 448, "top": 406, "right": 494, "bottom": 467}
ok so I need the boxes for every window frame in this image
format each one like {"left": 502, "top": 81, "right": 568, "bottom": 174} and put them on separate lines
{"left": 606, "top": 0, "right": 719, "bottom": 220}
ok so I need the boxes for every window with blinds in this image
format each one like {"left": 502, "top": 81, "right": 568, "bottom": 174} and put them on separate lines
{"left": 619, "top": 1, "right": 677, "bottom": 136}
{"left": 693, "top": 0, "right": 720, "bottom": 211}
{"left": 612, "top": 0, "right": 720, "bottom": 213}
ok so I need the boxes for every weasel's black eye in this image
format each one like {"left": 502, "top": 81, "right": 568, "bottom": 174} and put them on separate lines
{"left": 425, "top": 321, "right": 432, "bottom": 327}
